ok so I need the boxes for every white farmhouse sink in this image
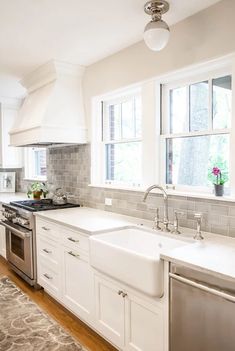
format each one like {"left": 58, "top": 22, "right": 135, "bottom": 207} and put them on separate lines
{"left": 90, "top": 227, "right": 187, "bottom": 297}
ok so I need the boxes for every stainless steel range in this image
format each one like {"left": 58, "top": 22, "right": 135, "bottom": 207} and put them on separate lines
{"left": 1, "top": 199, "right": 80, "bottom": 286}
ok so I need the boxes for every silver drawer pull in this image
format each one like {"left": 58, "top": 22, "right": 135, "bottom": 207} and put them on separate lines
{"left": 42, "top": 226, "right": 50, "bottom": 231}
{"left": 43, "top": 273, "right": 53, "bottom": 280}
{"left": 43, "top": 248, "right": 52, "bottom": 254}
{"left": 68, "top": 237, "right": 79, "bottom": 243}
{"left": 68, "top": 251, "right": 80, "bottom": 258}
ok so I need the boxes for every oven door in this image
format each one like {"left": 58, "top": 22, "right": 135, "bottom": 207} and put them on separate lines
{"left": 3, "top": 221, "right": 34, "bottom": 279}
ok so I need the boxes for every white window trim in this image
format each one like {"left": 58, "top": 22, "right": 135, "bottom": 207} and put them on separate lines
{"left": 24, "top": 148, "right": 47, "bottom": 182}
{"left": 102, "top": 92, "right": 142, "bottom": 186}
{"left": 91, "top": 54, "right": 235, "bottom": 197}
{"left": 91, "top": 82, "right": 159, "bottom": 188}
{"left": 160, "top": 67, "right": 232, "bottom": 193}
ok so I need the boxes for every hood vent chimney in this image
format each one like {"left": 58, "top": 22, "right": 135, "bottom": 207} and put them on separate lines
{"left": 9, "top": 60, "right": 87, "bottom": 147}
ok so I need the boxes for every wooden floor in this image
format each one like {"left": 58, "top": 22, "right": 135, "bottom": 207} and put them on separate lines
{"left": 0, "top": 257, "right": 117, "bottom": 351}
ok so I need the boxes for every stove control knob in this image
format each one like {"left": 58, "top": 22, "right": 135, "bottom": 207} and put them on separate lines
{"left": 19, "top": 218, "right": 29, "bottom": 226}
{"left": 3, "top": 211, "right": 15, "bottom": 219}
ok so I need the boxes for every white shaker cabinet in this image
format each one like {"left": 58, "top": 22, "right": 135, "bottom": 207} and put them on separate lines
{"left": 37, "top": 233, "right": 61, "bottom": 299}
{"left": 36, "top": 217, "right": 166, "bottom": 351}
{"left": 36, "top": 218, "right": 94, "bottom": 326}
{"left": 0, "top": 99, "right": 22, "bottom": 168}
{"left": 125, "top": 290, "right": 164, "bottom": 351}
{"left": 62, "top": 247, "right": 94, "bottom": 323}
{"left": 94, "top": 274, "right": 164, "bottom": 351}
{"left": 95, "top": 275, "right": 125, "bottom": 349}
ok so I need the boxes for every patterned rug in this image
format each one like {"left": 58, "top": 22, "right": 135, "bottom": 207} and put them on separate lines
{"left": 0, "top": 276, "right": 86, "bottom": 350}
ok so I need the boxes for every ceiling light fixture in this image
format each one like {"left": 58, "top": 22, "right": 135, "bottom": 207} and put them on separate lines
{"left": 143, "top": 0, "right": 170, "bottom": 51}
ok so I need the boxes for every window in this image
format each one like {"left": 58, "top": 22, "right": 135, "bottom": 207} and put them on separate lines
{"left": 24, "top": 148, "right": 47, "bottom": 181}
{"left": 102, "top": 94, "right": 142, "bottom": 186}
{"left": 92, "top": 58, "right": 234, "bottom": 196}
{"left": 163, "top": 73, "right": 231, "bottom": 191}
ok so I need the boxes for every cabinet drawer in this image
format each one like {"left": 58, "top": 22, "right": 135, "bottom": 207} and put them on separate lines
{"left": 38, "top": 262, "right": 60, "bottom": 298}
{"left": 36, "top": 219, "right": 60, "bottom": 240}
{"left": 62, "top": 227, "right": 89, "bottom": 252}
{"left": 37, "top": 236, "right": 60, "bottom": 270}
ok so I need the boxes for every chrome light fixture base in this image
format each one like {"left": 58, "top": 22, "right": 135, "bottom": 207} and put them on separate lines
{"left": 144, "top": 1, "right": 169, "bottom": 18}
{"left": 143, "top": 0, "right": 170, "bottom": 51}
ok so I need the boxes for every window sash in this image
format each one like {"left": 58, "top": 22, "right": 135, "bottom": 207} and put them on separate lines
{"left": 162, "top": 69, "right": 232, "bottom": 136}
{"left": 101, "top": 91, "right": 142, "bottom": 186}
{"left": 102, "top": 93, "right": 141, "bottom": 143}
{"left": 24, "top": 148, "right": 47, "bottom": 181}
{"left": 161, "top": 69, "right": 232, "bottom": 192}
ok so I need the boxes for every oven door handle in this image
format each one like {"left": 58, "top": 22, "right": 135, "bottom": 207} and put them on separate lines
{"left": 1, "top": 222, "right": 32, "bottom": 239}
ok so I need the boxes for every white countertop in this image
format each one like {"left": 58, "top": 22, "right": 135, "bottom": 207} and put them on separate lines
{"left": 160, "top": 230, "right": 235, "bottom": 282}
{"left": 35, "top": 206, "right": 146, "bottom": 234}
{"left": 0, "top": 192, "right": 27, "bottom": 204}
{"left": 35, "top": 205, "right": 235, "bottom": 282}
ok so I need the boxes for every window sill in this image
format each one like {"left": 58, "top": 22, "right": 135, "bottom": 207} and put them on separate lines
{"left": 88, "top": 184, "right": 235, "bottom": 203}
{"left": 23, "top": 178, "right": 47, "bottom": 182}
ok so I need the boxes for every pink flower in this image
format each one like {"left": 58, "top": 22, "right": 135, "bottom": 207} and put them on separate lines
{"left": 212, "top": 167, "right": 221, "bottom": 176}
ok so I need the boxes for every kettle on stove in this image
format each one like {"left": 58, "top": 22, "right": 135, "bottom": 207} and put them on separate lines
{"left": 52, "top": 188, "right": 67, "bottom": 205}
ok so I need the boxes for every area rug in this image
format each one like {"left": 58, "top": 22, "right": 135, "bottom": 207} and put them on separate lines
{"left": 0, "top": 276, "right": 86, "bottom": 350}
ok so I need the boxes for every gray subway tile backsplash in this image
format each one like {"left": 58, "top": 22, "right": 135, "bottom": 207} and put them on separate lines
{"left": 16, "top": 144, "right": 235, "bottom": 238}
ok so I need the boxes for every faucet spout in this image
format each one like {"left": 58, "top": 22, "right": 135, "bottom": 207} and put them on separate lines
{"left": 143, "top": 184, "right": 170, "bottom": 232}
{"left": 143, "top": 184, "right": 168, "bottom": 201}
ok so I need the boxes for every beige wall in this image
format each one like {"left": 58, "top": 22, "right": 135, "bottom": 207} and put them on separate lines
{"left": 83, "top": 0, "right": 234, "bottom": 137}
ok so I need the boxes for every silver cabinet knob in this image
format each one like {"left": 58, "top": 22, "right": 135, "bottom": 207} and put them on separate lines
{"left": 68, "top": 251, "right": 80, "bottom": 258}
{"left": 68, "top": 237, "right": 79, "bottom": 243}
{"left": 42, "top": 226, "right": 50, "bottom": 231}
{"left": 43, "top": 248, "right": 52, "bottom": 254}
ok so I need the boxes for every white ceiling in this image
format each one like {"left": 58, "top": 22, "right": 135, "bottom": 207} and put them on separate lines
{"left": 0, "top": 0, "right": 221, "bottom": 82}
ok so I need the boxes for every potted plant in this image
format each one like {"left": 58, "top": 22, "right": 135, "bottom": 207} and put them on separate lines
{"left": 210, "top": 167, "right": 227, "bottom": 196}
{"left": 27, "top": 182, "right": 48, "bottom": 200}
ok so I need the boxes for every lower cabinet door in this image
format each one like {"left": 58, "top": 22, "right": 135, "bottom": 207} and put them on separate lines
{"left": 95, "top": 275, "right": 125, "bottom": 349}
{"left": 37, "top": 262, "right": 61, "bottom": 299}
{"left": 62, "top": 248, "right": 94, "bottom": 324}
{"left": 0, "top": 224, "right": 6, "bottom": 258}
{"left": 125, "top": 293, "right": 164, "bottom": 351}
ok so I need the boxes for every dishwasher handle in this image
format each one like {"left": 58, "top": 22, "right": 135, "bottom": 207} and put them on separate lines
{"left": 169, "top": 272, "right": 235, "bottom": 303}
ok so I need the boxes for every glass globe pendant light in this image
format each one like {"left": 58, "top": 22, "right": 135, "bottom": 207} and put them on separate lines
{"left": 143, "top": 0, "right": 170, "bottom": 51}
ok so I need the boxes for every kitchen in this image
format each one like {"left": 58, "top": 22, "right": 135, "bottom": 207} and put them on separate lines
{"left": 0, "top": 0, "right": 235, "bottom": 350}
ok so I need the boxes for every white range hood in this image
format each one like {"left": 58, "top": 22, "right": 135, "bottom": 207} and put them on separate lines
{"left": 9, "top": 60, "right": 87, "bottom": 147}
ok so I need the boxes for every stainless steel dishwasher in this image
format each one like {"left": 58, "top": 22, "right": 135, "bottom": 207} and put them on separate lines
{"left": 169, "top": 263, "right": 235, "bottom": 351}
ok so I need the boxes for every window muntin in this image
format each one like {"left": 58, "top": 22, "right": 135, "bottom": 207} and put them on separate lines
{"left": 103, "top": 94, "right": 142, "bottom": 185}
{"left": 164, "top": 74, "right": 231, "bottom": 190}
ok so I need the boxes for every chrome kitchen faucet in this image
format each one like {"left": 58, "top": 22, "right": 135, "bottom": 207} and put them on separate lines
{"left": 143, "top": 185, "right": 171, "bottom": 232}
